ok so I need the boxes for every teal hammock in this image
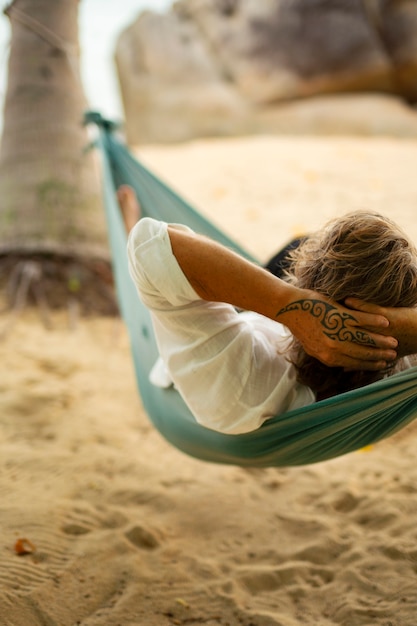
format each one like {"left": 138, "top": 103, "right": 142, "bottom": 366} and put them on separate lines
{"left": 86, "top": 112, "right": 417, "bottom": 468}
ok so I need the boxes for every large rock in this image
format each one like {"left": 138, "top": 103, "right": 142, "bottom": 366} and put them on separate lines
{"left": 372, "top": 0, "right": 417, "bottom": 101}
{"left": 255, "top": 93, "right": 417, "bottom": 138}
{"left": 115, "top": 9, "right": 250, "bottom": 143}
{"left": 115, "top": 0, "right": 417, "bottom": 143}
{"left": 178, "top": 0, "right": 393, "bottom": 103}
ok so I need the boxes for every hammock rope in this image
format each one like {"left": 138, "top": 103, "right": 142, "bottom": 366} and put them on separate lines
{"left": 5, "top": 3, "right": 82, "bottom": 88}
{"left": 86, "top": 111, "right": 417, "bottom": 468}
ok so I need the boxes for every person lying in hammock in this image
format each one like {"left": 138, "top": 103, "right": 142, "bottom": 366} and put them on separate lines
{"left": 118, "top": 185, "right": 417, "bottom": 434}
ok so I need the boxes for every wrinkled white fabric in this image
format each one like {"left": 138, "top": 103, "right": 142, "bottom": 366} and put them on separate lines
{"left": 127, "top": 218, "right": 315, "bottom": 434}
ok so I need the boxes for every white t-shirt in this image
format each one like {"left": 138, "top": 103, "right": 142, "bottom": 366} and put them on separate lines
{"left": 127, "top": 218, "right": 315, "bottom": 434}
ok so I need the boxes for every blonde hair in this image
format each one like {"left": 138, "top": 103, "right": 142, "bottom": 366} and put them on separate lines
{"left": 287, "top": 211, "right": 417, "bottom": 399}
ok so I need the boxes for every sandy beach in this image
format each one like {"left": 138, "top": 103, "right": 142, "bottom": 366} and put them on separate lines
{"left": 2, "top": 135, "right": 417, "bottom": 626}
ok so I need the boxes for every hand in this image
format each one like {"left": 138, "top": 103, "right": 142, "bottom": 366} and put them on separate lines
{"left": 276, "top": 290, "right": 398, "bottom": 370}
{"left": 345, "top": 298, "right": 417, "bottom": 358}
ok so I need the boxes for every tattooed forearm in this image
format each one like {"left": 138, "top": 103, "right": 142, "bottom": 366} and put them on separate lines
{"left": 276, "top": 299, "right": 376, "bottom": 346}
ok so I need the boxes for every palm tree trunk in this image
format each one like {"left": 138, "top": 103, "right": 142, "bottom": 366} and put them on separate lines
{"left": 0, "top": 0, "right": 108, "bottom": 260}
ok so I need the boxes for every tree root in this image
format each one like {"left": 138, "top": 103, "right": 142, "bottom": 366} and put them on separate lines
{"left": 0, "top": 253, "right": 119, "bottom": 338}
{"left": 1, "top": 260, "right": 54, "bottom": 339}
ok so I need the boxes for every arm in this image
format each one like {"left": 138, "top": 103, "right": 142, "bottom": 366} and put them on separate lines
{"left": 168, "top": 226, "right": 398, "bottom": 371}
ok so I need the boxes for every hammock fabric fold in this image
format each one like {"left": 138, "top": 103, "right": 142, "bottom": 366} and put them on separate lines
{"left": 86, "top": 111, "right": 417, "bottom": 467}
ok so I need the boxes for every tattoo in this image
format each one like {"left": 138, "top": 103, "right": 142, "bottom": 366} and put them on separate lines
{"left": 276, "top": 299, "right": 376, "bottom": 346}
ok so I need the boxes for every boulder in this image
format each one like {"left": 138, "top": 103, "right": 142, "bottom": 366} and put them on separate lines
{"left": 371, "top": 0, "right": 417, "bottom": 101}
{"left": 178, "top": 0, "right": 394, "bottom": 103}
{"left": 115, "top": 9, "right": 249, "bottom": 143}
{"left": 255, "top": 94, "right": 417, "bottom": 138}
{"left": 115, "top": 0, "right": 417, "bottom": 143}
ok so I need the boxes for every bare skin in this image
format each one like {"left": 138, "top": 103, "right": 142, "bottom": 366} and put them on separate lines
{"left": 346, "top": 298, "right": 417, "bottom": 360}
{"left": 117, "top": 185, "right": 141, "bottom": 233}
{"left": 118, "top": 185, "right": 401, "bottom": 371}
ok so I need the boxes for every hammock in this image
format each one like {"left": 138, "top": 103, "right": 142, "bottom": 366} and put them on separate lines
{"left": 86, "top": 111, "right": 417, "bottom": 467}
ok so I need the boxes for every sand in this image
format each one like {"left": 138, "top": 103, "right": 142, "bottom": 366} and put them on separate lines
{"left": 1, "top": 135, "right": 417, "bottom": 626}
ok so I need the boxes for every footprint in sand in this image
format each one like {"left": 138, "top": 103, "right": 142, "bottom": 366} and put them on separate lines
{"left": 61, "top": 505, "right": 128, "bottom": 536}
{"left": 331, "top": 489, "right": 361, "bottom": 513}
{"left": 109, "top": 487, "right": 174, "bottom": 513}
{"left": 124, "top": 524, "right": 160, "bottom": 550}
{"left": 236, "top": 562, "right": 334, "bottom": 595}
